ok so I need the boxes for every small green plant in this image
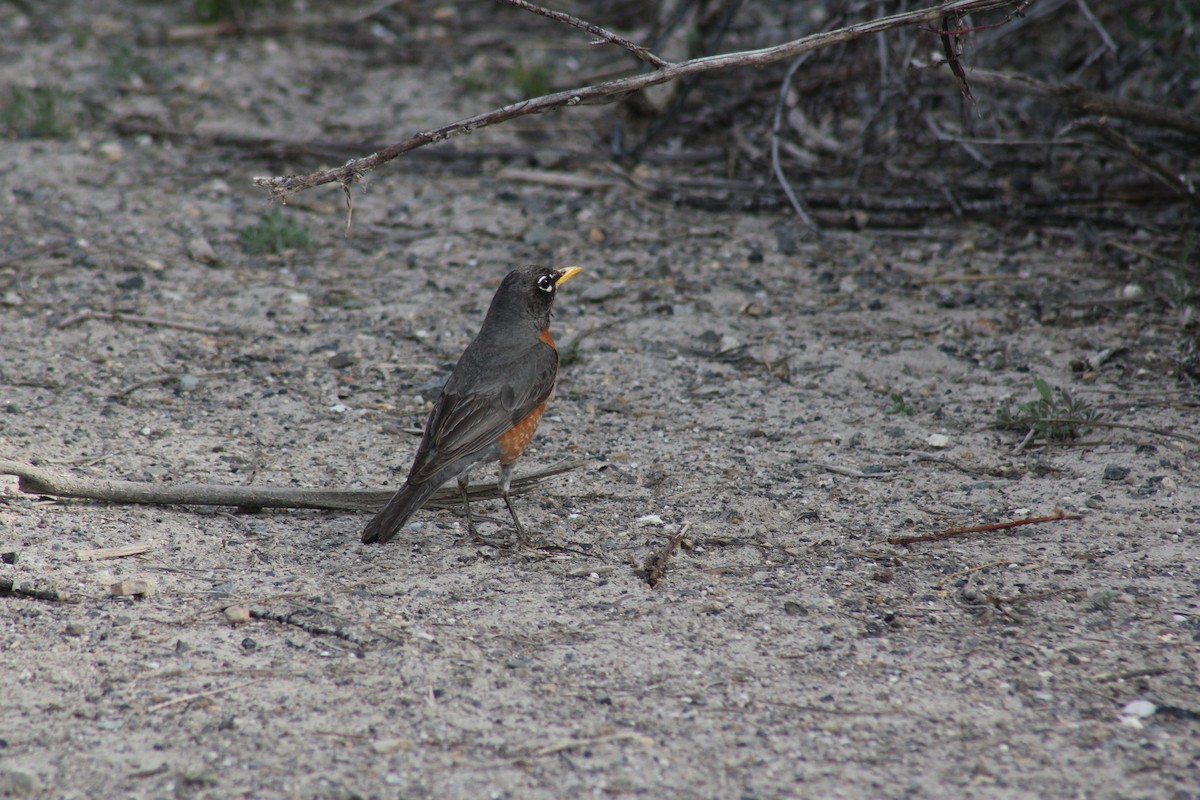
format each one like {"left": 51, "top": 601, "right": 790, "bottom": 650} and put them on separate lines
{"left": 885, "top": 391, "right": 915, "bottom": 416}
{"left": 239, "top": 210, "right": 312, "bottom": 254}
{"left": 193, "top": 0, "right": 269, "bottom": 23}
{"left": 1088, "top": 588, "right": 1119, "bottom": 610}
{"left": 1, "top": 87, "right": 76, "bottom": 139}
{"left": 994, "top": 377, "right": 1098, "bottom": 443}
{"left": 106, "top": 45, "right": 170, "bottom": 87}
{"left": 511, "top": 56, "right": 550, "bottom": 99}
{"left": 1167, "top": 229, "right": 1196, "bottom": 309}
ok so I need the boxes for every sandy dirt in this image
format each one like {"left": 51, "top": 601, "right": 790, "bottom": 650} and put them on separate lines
{"left": 2, "top": 4, "right": 1198, "bottom": 799}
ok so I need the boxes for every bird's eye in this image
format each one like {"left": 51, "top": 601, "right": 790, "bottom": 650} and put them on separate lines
{"left": 537, "top": 275, "right": 555, "bottom": 293}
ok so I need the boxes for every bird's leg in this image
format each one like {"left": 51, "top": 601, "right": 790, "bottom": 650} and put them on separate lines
{"left": 457, "top": 472, "right": 479, "bottom": 537}
{"left": 498, "top": 463, "right": 529, "bottom": 547}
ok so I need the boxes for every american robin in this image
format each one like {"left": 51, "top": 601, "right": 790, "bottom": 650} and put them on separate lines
{"left": 361, "top": 264, "right": 583, "bottom": 545}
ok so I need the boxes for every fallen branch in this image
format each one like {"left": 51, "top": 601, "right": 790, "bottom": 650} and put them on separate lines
{"left": 643, "top": 524, "right": 690, "bottom": 588}
{"left": 888, "top": 508, "right": 1082, "bottom": 546}
{"left": 0, "top": 457, "right": 588, "bottom": 512}
{"left": 146, "top": 679, "right": 264, "bottom": 713}
{"left": 250, "top": 607, "right": 375, "bottom": 648}
{"left": 0, "top": 576, "right": 79, "bottom": 603}
{"left": 254, "top": 0, "right": 1025, "bottom": 198}
{"left": 993, "top": 417, "right": 1200, "bottom": 446}
{"left": 55, "top": 310, "right": 223, "bottom": 336}
{"left": 967, "top": 69, "right": 1200, "bottom": 140}
{"left": 76, "top": 542, "right": 155, "bottom": 561}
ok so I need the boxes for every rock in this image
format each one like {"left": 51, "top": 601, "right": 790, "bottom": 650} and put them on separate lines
{"left": 1119, "top": 698, "right": 1157, "bottom": 728}
{"left": 1102, "top": 465, "right": 1130, "bottom": 481}
{"left": 327, "top": 351, "right": 357, "bottom": 369}
{"left": 926, "top": 433, "right": 950, "bottom": 448}
{"left": 187, "top": 236, "right": 218, "bottom": 265}
{"left": 223, "top": 606, "right": 251, "bottom": 625}
{"left": 109, "top": 579, "right": 156, "bottom": 598}
{"left": 0, "top": 767, "right": 42, "bottom": 797}
{"left": 116, "top": 273, "right": 144, "bottom": 291}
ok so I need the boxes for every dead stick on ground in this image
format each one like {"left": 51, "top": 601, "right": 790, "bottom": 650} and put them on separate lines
{"left": 997, "top": 418, "right": 1200, "bottom": 446}
{"left": 936, "top": 559, "right": 1013, "bottom": 585}
{"left": 644, "top": 523, "right": 690, "bottom": 588}
{"left": 146, "top": 679, "right": 263, "bottom": 713}
{"left": 967, "top": 68, "right": 1200, "bottom": 139}
{"left": 254, "top": 0, "right": 1025, "bottom": 198}
{"left": 0, "top": 457, "right": 588, "bottom": 512}
{"left": 0, "top": 577, "right": 79, "bottom": 603}
{"left": 888, "top": 509, "right": 1083, "bottom": 546}
{"left": 76, "top": 542, "right": 155, "bottom": 561}
{"left": 249, "top": 608, "right": 373, "bottom": 648}
{"left": 55, "top": 310, "right": 223, "bottom": 336}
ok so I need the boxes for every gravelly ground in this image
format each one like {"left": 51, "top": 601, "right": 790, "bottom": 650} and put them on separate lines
{"left": 1, "top": 4, "right": 1198, "bottom": 799}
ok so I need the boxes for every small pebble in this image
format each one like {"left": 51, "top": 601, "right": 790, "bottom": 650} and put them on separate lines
{"left": 223, "top": 605, "right": 251, "bottom": 625}
{"left": 0, "top": 767, "right": 42, "bottom": 797}
{"left": 1119, "top": 698, "right": 1157, "bottom": 728}
{"left": 637, "top": 514, "right": 664, "bottom": 525}
{"left": 926, "top": 433, "right": 950, "bottom": 449}
{"left": 1121, "top": 699, "right": 1157, "bottom": 718}
{"left": 187, "top": 236, "right": 218, "bottom": 265}
{"left": 327, "top": 351, "right": 357, "bottom": 369}
{"left": 110, "top": 579, "right": 156, "bottom": 598}
{"left": 1102, "top": 465, "right": 1130, "bottom": 481}
{"left": 783, "top": 601, "right": 808, "bottom": 616}
{"left": 97, "top": 141, "right": 124, "bottom": 162}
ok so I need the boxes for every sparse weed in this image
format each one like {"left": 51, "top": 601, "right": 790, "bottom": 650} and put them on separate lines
{"left": 994, "top": 377, "right": 1098, "bottom": 443}
{"left": 511, "top": 56, "right": 550, "bottom": 99}
{"left": 885, "top": 391, "right": 915, "bottom": 416}
{"left": 239, "top": 210, "right": 312, "bottom": 254}
{"left": 1167, "top": 229, "right": 1196, "bottom": 309}
{"left": 106, "top": 45, "right": 170, "bottom": 87}
{"left": 1, "top": 87, "right": 76, "bottom": 139}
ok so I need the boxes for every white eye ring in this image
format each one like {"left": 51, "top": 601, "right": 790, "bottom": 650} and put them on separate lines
{"left": 537, "top": 275, "right": 555, "bottom": 293}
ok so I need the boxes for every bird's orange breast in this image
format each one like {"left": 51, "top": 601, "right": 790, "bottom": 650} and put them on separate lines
{"left": 498, "top": 402, "right": 547, "bottom": 465}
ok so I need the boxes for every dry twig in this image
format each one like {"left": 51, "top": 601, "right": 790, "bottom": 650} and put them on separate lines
{"left": 55, "top": 310, "right": 223, "bottom": 335}
{"left": 0, "top": 576, "right": 79, "bottom": 603}
{"left": 254, "top": 0, "right": 1026, "bottom": 198}
{"left": 0, "top": 457, "right": 588, "bottom": 512}
{"left": 644, "top": 524, "right": 690, "bottom": 588}
{"left": 888, "top": 508, "right": 1083, "bottom": 546}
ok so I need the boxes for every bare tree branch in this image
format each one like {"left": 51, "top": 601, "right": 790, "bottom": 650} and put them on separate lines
{"left": 771, "top": 53, "right": 817, "bottom": 230}
{"left": 494, "top": 0, "right": 668, "bottom": 69}
{"left": 0, "top": 458, "right": 588, "bottom": 512}
{"left": 254, "top": 0, "right": 1026, "bottom": 199}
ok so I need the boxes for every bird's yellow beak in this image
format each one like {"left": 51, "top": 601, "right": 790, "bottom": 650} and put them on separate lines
{"left": 554, "top": 266, "right": 583, "bottom": 286}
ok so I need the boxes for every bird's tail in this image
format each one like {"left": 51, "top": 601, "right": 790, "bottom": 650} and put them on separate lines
{"left": 360, "top": 480, "right": 441, "bottom": 544}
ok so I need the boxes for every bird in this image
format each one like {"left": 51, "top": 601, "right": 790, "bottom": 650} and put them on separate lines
{"left": 361, "top": 264, "right": 583, "bottom": 546}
